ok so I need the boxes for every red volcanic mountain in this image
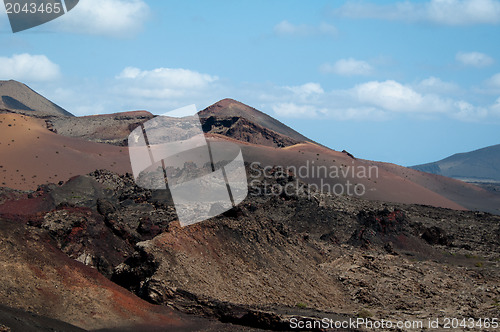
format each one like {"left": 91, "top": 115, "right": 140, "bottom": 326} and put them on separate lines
{"left": 199, "top": 99, "right": 499, "bottom": 214}
{"left": 199, "top": 98, "right": 310, "bottom": 147}
{"left": 0, "top": 83, "right": 498, "bottom": 213}
{"left": 0, "top": 80, "right": 73, "bottom": 117}
{"left": 0, "top": 113, "right": 132, "bottom": 190}
{"left": 1, "top": 82, "right": 500, "bottom": 330}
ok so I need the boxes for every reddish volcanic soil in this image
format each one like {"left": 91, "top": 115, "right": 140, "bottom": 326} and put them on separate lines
{"left": 0, "top": 113, "right": 492, "bottom": 213}
{"left": 205, "top": 135, "right": 465, "bottom": 211}
{"left": 0, "top": 114, "right": 132, "bottom": 190}
{"left": 0, "top": 218, "right": 205, "bottom": 331}
{"left": 371, "top": 161, "right": 500, "bottom": 214}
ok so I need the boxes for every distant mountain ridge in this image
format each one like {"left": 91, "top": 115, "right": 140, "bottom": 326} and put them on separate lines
{"left": 411, "top": 144, "right": 500, "bottom": 182}
{"left": 0, "top": 80, "right": 73, "bottom": 117}
{"left": 1, "top": 81, "right": 499, "bottom": 214}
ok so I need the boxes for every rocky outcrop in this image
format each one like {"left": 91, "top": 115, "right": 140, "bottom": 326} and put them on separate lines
{"left": 199, "top": 98, "right": 311, "bottom": 144}
{"left": 201, "top": 115, "right": 299, "bottom": 148}
{"left": 1, "top": 167, "right": 499, "bottom": 330}
{"left": 46, "top": 111, "right": 154, "bottom": 146}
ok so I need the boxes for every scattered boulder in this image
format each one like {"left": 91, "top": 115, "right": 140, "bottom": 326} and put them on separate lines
{"left": 349, "top": 208, "right": 411, "bottom": 247}
{"left": 421, "top": 226, "right": 451, "bottom": 246}
{"left": 96, "top": 198, "right": 116, "bottom": 216}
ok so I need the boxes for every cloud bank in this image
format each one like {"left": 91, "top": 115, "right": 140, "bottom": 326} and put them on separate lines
{"left": 55, "top": 0, "right": 150, "bottom": 37}
{"left": 321, "top": 58, "right": 373, "bottom": 76}
{"left": 0, "top": 54, "right": 61, "bottom": 82}
{"left": 334, "top": 0, "right": 500, "bottom": 25}
{"left": 274, "top": 20, "right": 337, "bottom": 37}
{"left": 456, "top": 52, "right": 495, "bottom": 67}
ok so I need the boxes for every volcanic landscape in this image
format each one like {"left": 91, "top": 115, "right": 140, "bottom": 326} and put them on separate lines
{"left": 0, "top": 80, "right": 499, "bottom": 331}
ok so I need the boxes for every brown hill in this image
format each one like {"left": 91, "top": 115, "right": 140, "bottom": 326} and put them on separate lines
{"left": 206, "top": 135, "right": 465, "bottom": 211}
{"left": 237, "top": 138, "right": 499, "bottom": 214}
{"left": 1, "top": 94, "right": 498, "bottom": 214}
{"left": 373, "top": 160, "right": 500, "bottom": 215}
{"left": 198, "top": 99, "right": 499, "bottom": 214}
{"left": 199, "top": 98, "right": 311, "bottom": 147}
{"left": 0, "top": 113, "right": 131, "bottom": 190}
{"left": 42, "top": 98, "right": 309, "bottom": 149}
{"left": 0, "top": 111, "right": 465, "bottom": 211}
{"left": 0, "top": 80, "right": 73, "bottom": 117}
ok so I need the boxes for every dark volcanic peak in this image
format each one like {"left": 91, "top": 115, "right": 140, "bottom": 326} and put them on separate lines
{"left": 411, "top": 144, "right": 500, "bottom": 182}
{"left": 199, "top": 98, "right": 311, "bottom": 146}
{"left": 0, "top": 80, "right": 73, "bottom": 117}
{"left": 201, "top": 113, "right": 300, "bottom": 148}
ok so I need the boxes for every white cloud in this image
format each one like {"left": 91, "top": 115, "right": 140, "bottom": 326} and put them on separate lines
{"left": 417, "top": 77, "right": 460, "bottom": 94}
{"left": 334, "top": 0, "right": 500, "bottom": 25}
{"left": 354, "top": 80, "right": 424, "bottom": 112}
{"left": 352, "top": 80, "right": 456, "bottom": 113}
{"left": 491, "top": 97, "right": 500, "bottom": 115}
{"left": 452, "top": 100, "right": 488, "bottom": 121}
{"left": 0, "top": 54, "right": 61, "bottom": 82}
{"left": 285, "top": 83, "right": 324, "bottom": 96}
{"left": 274, "top": 20, "right": 337, "bottom": 37}
{"left": 456, "top": 52, "right": 494, "bottom": 67}
{"left": 487, "top": 73, "right": 500, "bottom": 87}
{"left": 332, "top": 107, "right": 389, "bottom": 121}
{"left": 266, "top": 79, "right": 478, "bottom": 121}
{"left": 268, "top": 83, "right": 325, "bottom": 117}
{"left": 113, "top": 66, "right": 220, "bottom": 113}
{"left": 271, "top": 102, "right": 388, "bottom": 121}
{"left": 55, "top": 0, "right": 150, "bottom": 37}
{"left": 333, "top": 2, "right": 421, "bottom": 22}
{"left": 272, "top": 103, "right": 321, "bottom": 117}
{"left": 427, "top": 0, "right": 500, "bottom": 25}
{"left": 270, "top": 79, "right": 500, "bottom": 122}
{"left": 477, "top": 73, "right": 500, "bottom": 95}
{"left": 117, "top": 67, "right": 218, "bottom": 92}
{"left": 349, "top": 80, "right": 498, "bottom": 121}
{"left": 26, "top": 68, "right": 498, "bottom": 123}
{"left": 321, "top": 58, "right": 373, "bottom": 76}
{"left": 50, "top": 66, "right": 221, "bottom": 116}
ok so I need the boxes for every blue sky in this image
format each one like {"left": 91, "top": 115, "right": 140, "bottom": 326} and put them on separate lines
{"left": 1, "top": 0, "right": 499, "bottom": 166}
